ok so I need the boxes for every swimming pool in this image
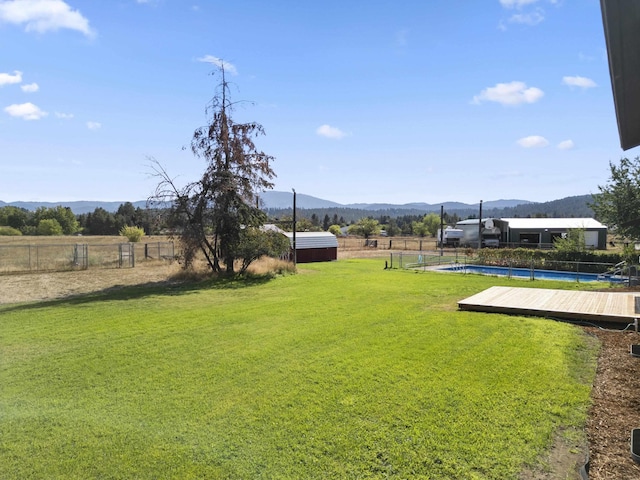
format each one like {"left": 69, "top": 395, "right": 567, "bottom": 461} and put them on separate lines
{"left": 439, "top": 264, "right": 625, "bottom": 283}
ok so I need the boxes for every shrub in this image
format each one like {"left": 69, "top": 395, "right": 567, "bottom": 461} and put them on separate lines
{"left": 348, "top": 218, "right": 380, "bottom": 238}
{"left": 36, "top": 219, "right": 63, "bottom": 236}
{"left": 0, "top": 226, "right": 22, "bottom": 236}
{"left": 119, "top": 226, "right": 145, "bottom": 242}
{"left": 476, "top": 247, "right": 624, "bottom": 273}
{"left": 328, "top": 224, "right": 342, "bottom": 236}
{"left": 235, "top": 229, "right": 291, "bottom": 273}
{"left": 553, "top": 228, "right": 586, "bottom": 253}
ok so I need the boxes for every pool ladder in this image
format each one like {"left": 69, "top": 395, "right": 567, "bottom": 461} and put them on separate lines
{"left": 450, "top": 261, "right": 466, "bottom": 272}
{"left": 597, "top": 261, "right": 627, "bottom": 282}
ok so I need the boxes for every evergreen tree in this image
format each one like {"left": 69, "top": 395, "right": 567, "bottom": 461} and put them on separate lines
{"left": 592, "top": 157, "right": 640, "bottom": 239}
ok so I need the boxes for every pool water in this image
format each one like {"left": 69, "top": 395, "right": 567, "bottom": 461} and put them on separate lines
{"left": 440, "top": 264, "right": 624, "bottom": 283}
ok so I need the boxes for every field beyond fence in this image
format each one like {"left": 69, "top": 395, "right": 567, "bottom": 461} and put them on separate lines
{"left": 338, "top": 235, "right": 437, "bottom": 252}
{"left": 0, "top": 235, "right": 429, "bottom": 275}
{"left": 0, "top": 236, "right": 174, "bottom": 274}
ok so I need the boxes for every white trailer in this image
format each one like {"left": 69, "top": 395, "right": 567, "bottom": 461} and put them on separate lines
{"left": 437, "top": 227, "right": 464, "bottom": 247}
{"left": 454, "top": 219, "right": 502, "bottom": 247}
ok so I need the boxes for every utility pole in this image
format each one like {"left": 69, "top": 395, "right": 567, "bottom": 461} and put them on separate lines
{"left": 478, "top": 200, "right": 483, "bottom": 249}
{"left": 440, "top": 205, "right": 444, "bottom": 256}
{"left": 292, "top": 188, "right": 297, "bottom": 266}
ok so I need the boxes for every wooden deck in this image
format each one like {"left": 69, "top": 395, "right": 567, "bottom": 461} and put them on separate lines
{"left": 458, "top": 286, "right": 640, "bottom": 325}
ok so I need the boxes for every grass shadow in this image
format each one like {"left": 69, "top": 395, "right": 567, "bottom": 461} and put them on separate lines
{"left": 0, "top": 271, "right": 281, "bottom": 314}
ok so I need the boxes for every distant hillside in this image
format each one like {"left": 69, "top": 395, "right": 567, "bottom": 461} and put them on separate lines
{"left": 259, "top": 191, "right": 531, "bottom": 211}
{"left": 0, "top": 193, "right": 594, "bottom": 219}
{"left": 265, "top": 194, "right": 596, "bottom": 224}
{"left": 0, "top": 200, "right": 148, "bottom": 215}
{"left": 258, "top": 191, "right": 342, "bottom": 209}
{"left": 346, "top": 199, "right": 532, "bottom": 211}
{"left": 492, "top": 195, "right": 594, "bottom": 219}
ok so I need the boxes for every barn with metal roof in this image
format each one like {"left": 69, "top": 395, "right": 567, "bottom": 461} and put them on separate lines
{"left": 283, "top": 231, "right": 338, "bottom": 263}
{"left": 495, "top": 218, "right": 608, "bottom": 249}
{"left": 454, "top": 218, "right": 608, "bottom": 249}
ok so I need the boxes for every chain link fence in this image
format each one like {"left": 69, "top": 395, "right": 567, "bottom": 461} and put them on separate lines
{"left": 0, "top": 241, "right": 174, "bottom": 274}
{"left": 388, "top": 251, "right": 462, "bottom": 269}
{"left": 338, "top": 236, "right": 437, "bottom": 251}
{"left": 390, "top": 251, "right": 626, "bottom": 283}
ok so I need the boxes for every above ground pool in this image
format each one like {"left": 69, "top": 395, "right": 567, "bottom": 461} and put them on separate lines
{"left": 439, "top": 264, "right": 625, "bottom": 283}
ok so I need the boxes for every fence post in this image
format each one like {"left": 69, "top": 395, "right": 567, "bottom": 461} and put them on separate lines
{"left": 530, "top": 259, "right": 534, "bottom": 281}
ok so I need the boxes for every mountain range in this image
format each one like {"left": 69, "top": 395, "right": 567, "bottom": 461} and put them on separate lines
{"left": 0, "top": 192, "right": 593, "bottom": 218}
{"left": 256, "top": 191, "right": 531, "bottom": 211}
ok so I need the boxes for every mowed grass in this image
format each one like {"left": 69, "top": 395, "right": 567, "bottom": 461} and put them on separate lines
{"left": 0, "top": 260, "right": 599, "bottom": 479}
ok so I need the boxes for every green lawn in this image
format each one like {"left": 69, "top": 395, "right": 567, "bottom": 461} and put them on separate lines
{"left": 0, "top": 259, "right": 600, "bottom": 479}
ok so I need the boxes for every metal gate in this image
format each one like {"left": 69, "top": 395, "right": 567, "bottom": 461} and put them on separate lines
{"left": 73, "top": 244, "right": 89, "bottom": 269}
{"left": 118, "top": 243, "right": 135, "bottom": 268}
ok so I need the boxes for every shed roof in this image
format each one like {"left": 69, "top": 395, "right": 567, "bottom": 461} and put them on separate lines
{"left": 283, "top": 231, "right": 338, "bottom": 249}
{"left": 500, "top": 218, "right": 607, "bottom": 230}
{"left": 456, "top": 218, "right": 494, "bottom": 226}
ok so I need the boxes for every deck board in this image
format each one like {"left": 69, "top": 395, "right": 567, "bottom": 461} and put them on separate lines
{"left": 458, "top": 286, "right": 639, "bottom": 324}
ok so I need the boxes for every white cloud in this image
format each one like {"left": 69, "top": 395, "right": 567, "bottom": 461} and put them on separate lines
{"left": 4, "top": 102, "right": 48, "bottom": 120}
{"left": 21, "top": 82, "right": 39, "bottom": 92}
{"left": 0, "top": 0, "right": 94, "bottom": 37}
{"left": 197, "top": 55, "right": 238, "bottom": 75}
{"left": 499, "top": 0, "right": 557, "bottom": 28}
{"left": 517, "top": 135, "right": 549, "bottom": 148}
{"left": 87, "top": 121, "right": 101, "bottom": 130}
{"left": 316, "top": 124, "right": 347, "bottom": 139}
{"left": 562, "top": 75, "right": 597, "bottom": 89}
{"left": 0, "top": 70, "right": 22, "bottom": 86}
{"left": 557, "top": 139, "right": 574, "bottom": 150}
{"left": 500, "top": 0, "right": 540, "bottom": 8}
{"left": 508, "top": 10, "right": 544, "bottom": 25}
{"left": 55, "top": 111, "right": 73, "bottom": 119}
{"left": 472, "top": 81, "right": 544, "bottom": 106}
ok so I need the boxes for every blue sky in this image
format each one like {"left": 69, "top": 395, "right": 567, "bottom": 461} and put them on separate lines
{"left": 0, "top": 0, "right": 631, "bottom": 205}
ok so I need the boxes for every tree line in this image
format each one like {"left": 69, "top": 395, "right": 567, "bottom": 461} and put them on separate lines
{"left": 266, "top": 194, "right": 595, "bottom": 229}
{"left": 0, "top": 192, "right": 602, "bottom": 240}
{"left": 0, "top": 202, "right": 161, "bottom": 236}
